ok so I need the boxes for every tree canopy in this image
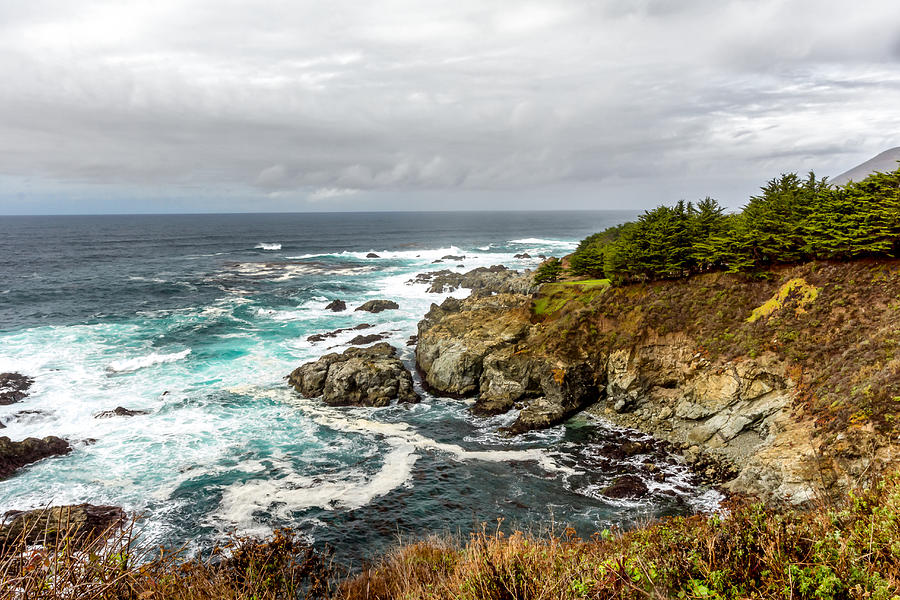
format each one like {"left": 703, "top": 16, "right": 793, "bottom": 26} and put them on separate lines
{"left": 562, "top": 165, "right": 900, "bottom": 284}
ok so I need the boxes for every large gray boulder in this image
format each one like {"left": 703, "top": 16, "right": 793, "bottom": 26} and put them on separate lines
{"left": 415, "top": 294, "right": 531, "bottom": 396}
{"left": 504, "top": 363, "right": 599, "bottom": 434}
{"left": 288, "top": 343, "right": 419, "bottom": 407}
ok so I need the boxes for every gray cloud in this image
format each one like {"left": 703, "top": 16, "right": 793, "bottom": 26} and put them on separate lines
{"left": 0, "top": 0, "right": 899, "bottom": 213}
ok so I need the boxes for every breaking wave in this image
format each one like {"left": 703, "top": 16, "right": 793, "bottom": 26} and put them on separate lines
{"left": 107, "top": 349, "right": 192, "bottom": 373}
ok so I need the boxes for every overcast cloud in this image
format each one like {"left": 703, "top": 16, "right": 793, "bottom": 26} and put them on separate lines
{"left": 1, "top": 0, "right": 899, "bottom": 213}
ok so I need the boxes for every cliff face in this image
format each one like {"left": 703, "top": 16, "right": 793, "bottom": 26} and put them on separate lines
{"left": 416, "top": 260, "right": 900, "bottom": 504}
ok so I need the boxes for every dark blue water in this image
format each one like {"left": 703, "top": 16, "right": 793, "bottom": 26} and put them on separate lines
{"left": 0, "top": 211, "right": 718, "bottom": 564}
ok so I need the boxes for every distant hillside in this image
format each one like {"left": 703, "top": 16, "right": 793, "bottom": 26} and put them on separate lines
{"left": 832, "top": 146, "right": 900, "bottom": 185}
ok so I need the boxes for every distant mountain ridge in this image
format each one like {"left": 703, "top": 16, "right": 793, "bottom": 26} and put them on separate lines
{"left": 831, "top": 146, "right": 900, "bottom": 186}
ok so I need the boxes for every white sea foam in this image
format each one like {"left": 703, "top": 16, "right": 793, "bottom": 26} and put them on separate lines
{"left": 288, "top": 394, "right": 575, "bottom": 476}
{"left": 508, "top": 238, "right": 578, "bottom": 248}
{"left": 217, "top": 444, "right": 419, "bottom": 525}
{"left": 210, "top": 388, "right": 576, "bottom": 530}
{"left": 286, "top": 246, "right": 467, "bottom": 262}
{"left": 255, "top": 243, "right": 282, "bottom": 250}
{"left": 107, "top": 349, "right": 191, "bottom": 373}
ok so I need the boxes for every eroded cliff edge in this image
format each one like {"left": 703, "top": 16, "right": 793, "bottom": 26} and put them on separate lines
{"left": 415, "top": 260, "right": 900, "bottom": 504}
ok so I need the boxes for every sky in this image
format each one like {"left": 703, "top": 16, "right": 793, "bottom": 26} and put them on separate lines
{"left": 1, "top": 0, "right": 899, "bottom": 215}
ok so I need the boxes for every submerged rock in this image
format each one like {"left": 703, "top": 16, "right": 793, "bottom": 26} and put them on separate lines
{"left": 0, "top": 373, "right": 34, "bottom": 405}
{"left": 366, "top": 253, "right": 380, "bottom": 258}
{"left": 1, "top": 504, "right": 125, "bottom": 548}
{"left": 355, "top": 299, "right": 399, "bottom": 313}
{"left": 325, "top": 299, "right": 347, "bottom": 312}
{"left": 307, "top": 323, "right": 372, "bottom": 343}
{"left": 602, "top": 475, "right": 650, "bottom": 499}
{"left": 94, "top": 407, "right": 150, "bottom": 418}
{"left": 288, "top": 343, "right": 419, "bottom": 407}
{"left": 0, "top": 436, "right": 71, "bottom": 480}
{"left": 347, "top": 333, "right": 388, "bottom": 345}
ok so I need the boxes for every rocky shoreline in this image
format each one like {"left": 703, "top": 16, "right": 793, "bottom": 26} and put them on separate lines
{"left": 285, "top": 260, "right": 900, "bottom": 505}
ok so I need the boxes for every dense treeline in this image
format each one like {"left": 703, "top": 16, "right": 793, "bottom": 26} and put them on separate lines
{"left": 565, "top": 166, "right": 900, "bottom": 283}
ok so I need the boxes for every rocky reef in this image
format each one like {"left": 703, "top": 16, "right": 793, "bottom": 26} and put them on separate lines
{"left": 94, "top": 407, "right": 150, "bottom": 418}
{"left": 410, "top": 265, "right": 537, "bottom": 295}
{"left": 0, "top": 373, "right": 33, "bottom": 405}
{"left": 288, "top": 343, "right": 419, "bottom": 407}
{"left": 414, "top": 260, "right": 900, "bottom": 504}
{"left": 0, "top": 435, "right": 71, "bottom": 480}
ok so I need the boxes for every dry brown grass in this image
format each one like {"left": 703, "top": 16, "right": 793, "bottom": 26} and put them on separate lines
{"left": 339, "top": 475, "right": 900, "bottom": 600}
{"left": 0, "top": 519, "right": 335, "bottom": 600}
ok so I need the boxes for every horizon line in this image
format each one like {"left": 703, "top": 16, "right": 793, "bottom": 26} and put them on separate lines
{"left": 0, "top": 208, "right": 639, "bottom": 217}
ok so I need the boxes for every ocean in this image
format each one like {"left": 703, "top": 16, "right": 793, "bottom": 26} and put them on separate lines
{"left": 0, "top": 211, "right": 719, "bottom": 564}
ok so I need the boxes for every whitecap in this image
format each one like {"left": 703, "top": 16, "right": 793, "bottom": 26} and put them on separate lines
{"left": 508, "top": 238, "right": 578, "bottom": 247}
{"left": 255, "top": 243, "right": 282, "bottom": 251}
{"left": 107, "top": 349, "right": 191, "bottom": 373}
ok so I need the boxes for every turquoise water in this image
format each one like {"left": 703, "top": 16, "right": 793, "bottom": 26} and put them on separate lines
{"left": 0, "top": 212, "right": 718, "bottom": 563}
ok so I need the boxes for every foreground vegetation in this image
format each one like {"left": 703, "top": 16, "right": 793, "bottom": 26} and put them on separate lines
{"left": 346, "top": 474, "right": 900, "bottom": 600}
{"left": 543, "top": 166, "right": 900, "bottom": 284}
{"left": 4, "top": 472, "right": 900, "bottom": 599}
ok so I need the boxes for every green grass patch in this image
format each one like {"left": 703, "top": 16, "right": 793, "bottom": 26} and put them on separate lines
{"left": 533, "top": 280, "right": 610, "bottom": 316}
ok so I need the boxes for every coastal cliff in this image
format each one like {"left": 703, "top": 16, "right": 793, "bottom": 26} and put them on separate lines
{"left": 416, "top": 260, "right": 900, "bottom": 504}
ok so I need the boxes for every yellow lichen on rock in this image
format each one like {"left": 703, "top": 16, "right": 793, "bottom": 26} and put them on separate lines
{"left": 748, "top": 277, "right": 820, "bottom": 323}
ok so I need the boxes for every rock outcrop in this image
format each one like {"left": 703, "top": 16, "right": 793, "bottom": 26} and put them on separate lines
{"left": 0, "top": 373, "right": 33, "bottom": 405}
{"left": 0, "top": 436, "right": 72, "bottom": 480}
{"left": 355, "top": 300, "right": 399, "bottom": 313}
{"left": 416, "top": 294, "right": 532, "bottom": 397}
{"left": 410, "top": 265, "right": 537, "bottom": 295}
{"left": 1, "top": 504, "right": 125, "bottom": 548}
{"left": 288, "top": 343, "right": 419, "bottom": 407}
{"left": 416, "top": 294, "right": 599, "bottom": 432}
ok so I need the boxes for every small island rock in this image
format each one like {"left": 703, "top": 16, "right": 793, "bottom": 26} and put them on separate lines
{"left": 325, "top": 299, "right": 347, "bottom": 312}
{"left": 355, "top": 299, "right": 399, "bottom": 313}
